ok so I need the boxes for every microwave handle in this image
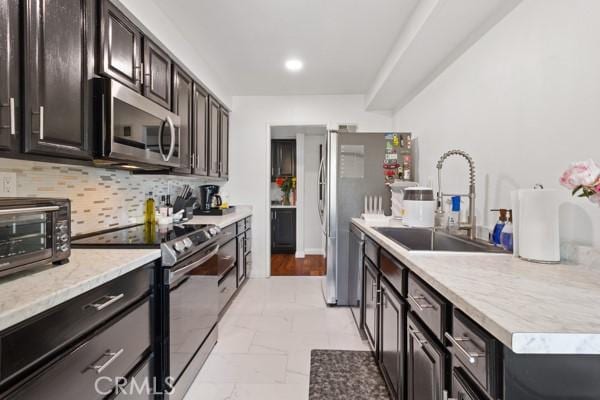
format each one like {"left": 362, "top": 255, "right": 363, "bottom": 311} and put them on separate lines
{"left": 165, "top": 116, "right": 176, "bottom": 162}
{"left": 0, "top": 206, "right": 60, "bottom": 215}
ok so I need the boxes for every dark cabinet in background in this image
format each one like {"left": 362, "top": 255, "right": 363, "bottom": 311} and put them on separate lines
{"left": 100, "top": 0, "right": 142, "bottom": 92}
{"left": 364, "top": 258, "right": 378, "bottom": 350}
{"left": 220, "top": 109, "right": 229, "bottom": 179}
{"left": 0, "top": 0, "right": 20, "bottom": 154}
{"left": 172, "top": 65, "right": 193, "bottom": 174}
{"left": 271, "top": 139, "right": 296, "bottom": 180}
{"left": 208, "top": 98, "right": 220, "bottom": 178}
{"left": 143, "top": 39, "right": 171, "bottom": 109}
{"left": 379, "top": 278, "right": 406, "bottom": 400}
{"left": 24, "top": 0, "right": 92, "bottom": 160}
{"left": 271, "top": 208, "right": 296, "bottom": 253}
{"left": 193, "top": 84, "right": 209, "bottom": 176}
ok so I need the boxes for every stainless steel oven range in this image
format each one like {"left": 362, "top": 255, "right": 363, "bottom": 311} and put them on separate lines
{"left": 0, "top": 198, "right": 70, "bottom": 278}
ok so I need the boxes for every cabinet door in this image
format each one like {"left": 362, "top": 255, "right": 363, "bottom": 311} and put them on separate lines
{"left": 219, "top": 108, "right": 229, "bottom": 179}
{"left": 407, "top": 313, "right": 447, "bottom": 400}
{"left": 208, "top": 98, "right": 220, "bottom": 177}
{"left": 380, "top": 279, "right": 406, "bottom": 400}
{"left": 100, "top": 0, "right": 142, "bottom": 92}
{"left": 24, "top": 0, "right": 92, "bottom": 159}
{"left": 143, "top": 39, "right": 171, "bottom": 109}
{"left": 271, "top": 209, "right": 296, "bottom": 253}
{"left": 192, "top": 84, "right": 209, "bottom": 176}
{"left": 172, "top": 65, "right": 193, "bottom": 174}
{"left": 364, "top": 259, "right": 378, "bottom": 350}
{"left": 278, "top": 140, "right": 296, "bottom": 177}
{"left": 237, "top": 233, "right": 246, "bottom": 286}
{"left": 0, "top": 0, "right": 19, "bottom": 154}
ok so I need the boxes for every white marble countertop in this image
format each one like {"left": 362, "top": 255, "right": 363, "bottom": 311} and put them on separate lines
{"left": 0, "top": 248, "right": 160, "bottom": 333}
{"left": 185, "top": 205, "right": 252, "bottom": 228}
{"left": 352, "top": 218, "right": 600, "bottom": 355}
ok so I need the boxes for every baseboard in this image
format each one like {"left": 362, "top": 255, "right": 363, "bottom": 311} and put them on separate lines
{"left": 305, "top": 248, "right": 325, "bottom": 256}
{"left": 295, "top": 250, "right": 305, "bottom": 258}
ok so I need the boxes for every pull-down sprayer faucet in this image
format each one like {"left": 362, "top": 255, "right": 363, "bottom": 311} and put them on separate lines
{"left": 436, "top": 150, "right": 477, "bottom": 240}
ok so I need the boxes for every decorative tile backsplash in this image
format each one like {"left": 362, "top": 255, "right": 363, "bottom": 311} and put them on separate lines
{"left": 0, "top": 159, "right": 214, "bottom": 235}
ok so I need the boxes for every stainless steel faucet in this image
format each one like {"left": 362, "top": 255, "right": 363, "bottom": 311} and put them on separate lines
{"left": 436, "top": 150, "right": 477, "bottom": 240}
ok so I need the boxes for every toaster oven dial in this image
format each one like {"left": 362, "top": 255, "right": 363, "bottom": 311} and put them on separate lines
{"left": 59, "top": 233, "right": 69, "bottom": 242}
{"left": 60, "top": 243, "right": 70, "bottom": 253}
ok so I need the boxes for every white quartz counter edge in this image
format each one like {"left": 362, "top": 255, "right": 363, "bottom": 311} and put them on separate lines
{"left": 184, "top": 206, "right": 252, "bottom": 228}
{"left": 352, "top": 218, "right": 600, "bottom": 355}
{"left": 0, "top": 248, "right": 160, "bottom": 332}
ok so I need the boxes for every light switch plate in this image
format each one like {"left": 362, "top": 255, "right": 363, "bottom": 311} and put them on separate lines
{"left": 0, "top": 172, "right": 17, "bottom": 197}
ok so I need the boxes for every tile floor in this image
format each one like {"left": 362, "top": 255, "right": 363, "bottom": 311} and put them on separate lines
{"left": 183, "top": 277, "right": 370, "bottom": 400}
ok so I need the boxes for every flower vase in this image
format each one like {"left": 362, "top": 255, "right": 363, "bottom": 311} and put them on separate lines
{"left": 282, "top": 192, "right": 290, "bottom": 205}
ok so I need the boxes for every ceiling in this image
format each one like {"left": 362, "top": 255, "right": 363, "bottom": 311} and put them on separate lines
{"left": 153, "top": 0, "right": 419, "bottom": 96}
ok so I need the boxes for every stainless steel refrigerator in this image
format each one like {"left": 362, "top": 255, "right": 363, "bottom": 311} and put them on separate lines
{"left": 319, "top": 130, "right": 398, "bottom": 306}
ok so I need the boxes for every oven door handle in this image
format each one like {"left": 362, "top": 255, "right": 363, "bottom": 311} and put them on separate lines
{"left": 0, "top": 206, "right": 60, "bottom": 215}
{"left": 168, "top": 245, "right": 219, "bottom": 284}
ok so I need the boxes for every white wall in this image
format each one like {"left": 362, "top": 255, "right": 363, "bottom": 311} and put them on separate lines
{"left": 118, "top": 0, "right": 232, "bottom": 107}
{"left": 393, "top": 0, "right": 600, "bottom": 247}
{"left": 304, "top": 134, "right": 326, "bottom": 254}
{"left": 225, "top": 95, "right": 393, "bottom": 277}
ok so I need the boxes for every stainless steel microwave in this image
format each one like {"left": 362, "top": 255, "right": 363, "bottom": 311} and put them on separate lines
{"left": 93, "top": 79, "right": 181, "bottom": 169}
{"left": 0, "top": 198, "right": 71, "bottom": 277}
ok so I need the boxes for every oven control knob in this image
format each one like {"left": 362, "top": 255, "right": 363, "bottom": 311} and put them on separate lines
{"left": 183, "top": 238, "right": 193, "bottom": 249}
{"left": 174, "top": 241, "right": 186, "bottom": 253}
{"left": 209, "top": 227, "right": 220, "bottom": 236}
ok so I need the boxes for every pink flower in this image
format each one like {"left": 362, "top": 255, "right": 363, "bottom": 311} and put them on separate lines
{"left": 559, "top": 159, "right": 600, "bottom": 190}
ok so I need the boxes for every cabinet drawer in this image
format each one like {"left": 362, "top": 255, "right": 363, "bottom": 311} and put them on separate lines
{"left": 245, "top": 229, "right": 252, "bottom": 254}
{"left": 450, "top": 367, "right": 486, "bottom": 400}
{"left": 446, "top": 310, "right": 501, "bottom": 399}
{"left": 0, "top": 266, "right": 152, "bottom": 384}
{"left": 10, "top": 300, "right": 151, "bottom": 400}
{"left": 220, "top": 224, "right": 236, "bottom": 244}
{"left": 407, "top": 273, "right": 448, "bottom": 341}
{"left": 113, "top": 355, "right": 154, "bottom": 400}
{"left": 246, "top": 216, "right": 252, "bottom": 229}
{"left": 365, "top": 237, "right": 379, "bottom": 266}
{"left": 219, "top": 267, "right": 237, "bottom": 311}
{"left": 236, "top": 219, "right": 246, "bottom": 234}
{"left": 380, "top": 249, "right": 407, "bottom": 297}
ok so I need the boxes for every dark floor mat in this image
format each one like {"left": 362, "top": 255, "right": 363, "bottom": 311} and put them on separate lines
{"left": 309, "top": 349, "right": 391, "bottom": 400}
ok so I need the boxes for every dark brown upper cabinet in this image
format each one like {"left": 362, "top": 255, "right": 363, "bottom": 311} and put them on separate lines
{"left": 0, "top": 0, "right": 20, "bottom": 154}
{"left": 219, "top": 108, "right": 229, "bottom": 179}
{"left": 100, "top": 0, "right": 142, "bottom": 92}
{"left": 23, "top": 0, "right": 93, "bottom": 160}
{"left": 271, "top": 140, "right": 296, "bottom": 180}
{"left": 193, "top": 83, "right": 209, "bottom": 176}
{"left": 143, "top": 39, "right": 171, "bottom": 109}
{"left": 208, "top": 98, "right": 220, "bottom": 178}
{"left": 172, "top": 65, "right": 193, "bottom": 174}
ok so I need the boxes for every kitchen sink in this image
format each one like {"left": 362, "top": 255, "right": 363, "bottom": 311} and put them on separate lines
{"left": 374, "top": 227, "right": 507, "bottom": 253}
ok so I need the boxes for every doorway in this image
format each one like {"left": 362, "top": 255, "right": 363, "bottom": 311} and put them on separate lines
{"left": 269, "top": 124, "right": 327, "bottom": 276}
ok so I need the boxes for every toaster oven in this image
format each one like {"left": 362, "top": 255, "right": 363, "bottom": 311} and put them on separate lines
{"left": 0, "top": 198, "right": 71, "bottom": 277}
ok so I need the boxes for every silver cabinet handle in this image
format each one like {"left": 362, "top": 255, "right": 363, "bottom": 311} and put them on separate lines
{"left": 87, "top": 294, "right": 125, "bottom": 311}
{"left": 139, "top": 62, "right": 144, "bottom": 85}
{"left": 191, "top": 153, "right": 195, "bottom": 169}
{"left": 88, "top": 348, "right": 124, "bottom": 374}
{"left": 444, "top": 332, "right": 485, "bottom": 364}
{"left": 9, "top": 98, "right": 15, "bottom": 135}
{"left": 39, "top": 106, "right": 44, "bottom": 140}
{"left": 408, "top": 293, "right": 434, "bottom": 312}
{"left": 408, "top": 326, "right": 428, "bottom": 347}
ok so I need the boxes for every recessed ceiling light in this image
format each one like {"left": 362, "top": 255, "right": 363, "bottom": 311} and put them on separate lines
{"left": 285, "top": 59, "right": 303, "bottom": 72}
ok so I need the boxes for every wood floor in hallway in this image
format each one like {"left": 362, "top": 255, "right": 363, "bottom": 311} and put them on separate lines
{"left": 271, "top": 254, "right": 326, "bottom": 276}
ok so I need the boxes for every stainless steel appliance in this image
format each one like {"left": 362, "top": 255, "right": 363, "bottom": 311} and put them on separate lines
{"left": 0, "top": 198, "right": 70, "bottom": 277}
{"left": 93, "top": 78, "right": 181, "bottom": 169}
{"left": 348, "top": 224, "right": 365, "bottom": 332}
{"left": 320, "top": 131, "right": 413, "bottom": 305}
{"left": 72, "top": 223, "right": 222, "bottom": 400}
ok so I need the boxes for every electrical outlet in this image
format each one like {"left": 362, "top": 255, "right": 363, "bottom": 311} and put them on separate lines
{"left": 0, "top": 172, "right": 17, "bottom": 197}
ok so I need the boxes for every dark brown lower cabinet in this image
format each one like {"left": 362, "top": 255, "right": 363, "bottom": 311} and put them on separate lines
{"left": 379, "top": 278, "right": 406, "bottom": 400}
{"left": 450, "top": 368, "right": 485, "bottom": 400}
{"left": 24, "top": 0, "right": 93, "bottom": 160}
{"left": 271, "top": 208, "right": 296, "bottom": 253}
{"left": 406, "top": 312, "right": 447, "bottom": 400}
{"left": 364, "top": 258, "right": 378, "bottom": 351}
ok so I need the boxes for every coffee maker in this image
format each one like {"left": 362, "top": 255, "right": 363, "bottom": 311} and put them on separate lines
{"left": 199, "top": 185, "right": 221, "bottom": 212}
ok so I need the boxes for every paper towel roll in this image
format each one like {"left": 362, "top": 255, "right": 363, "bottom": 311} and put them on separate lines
{"left": 515, "top": 188, "right": 560, "bottom": 263}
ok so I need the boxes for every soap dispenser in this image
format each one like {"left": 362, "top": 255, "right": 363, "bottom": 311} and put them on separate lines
{"left": 490, "top": 209, "right": 507, "bottom": 246}
{"left": 500, "top": 210, "right": 514, "bottom": 252}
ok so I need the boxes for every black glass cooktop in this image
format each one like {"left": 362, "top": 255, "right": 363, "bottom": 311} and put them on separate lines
{"left": 72, "top": 223, "right": 209, "bottom": 248}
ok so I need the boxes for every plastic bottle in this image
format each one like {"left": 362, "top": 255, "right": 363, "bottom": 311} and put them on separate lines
{"left": 500, "top": 210, "right": 514, "bottom": 252}
{"left": 491, "top": 209, "right": 507, "bottom": 246}
{"left": 159, "top": 195, "right": 168, "bottom": 218}
{"left": 144, "top": 192, "right": 156, "bottom": 225}
{"left": 447, "top": 196, "right": 461, "bottom": 233}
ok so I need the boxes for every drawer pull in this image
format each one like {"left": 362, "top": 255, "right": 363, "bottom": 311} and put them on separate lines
{"left": 408, "top": 327, "right": 428, "bottom": 347}
{"left": 444, "top": 332, "right": 485, "bottom": 364}
{"left": 408, "top": 293, "right": 434, "bottom": 311}
{"left": 88, "top": 348, "right": 124, "bottom": 374}
{"left": 87, "top": 294, "right": 125, "bottom": 311}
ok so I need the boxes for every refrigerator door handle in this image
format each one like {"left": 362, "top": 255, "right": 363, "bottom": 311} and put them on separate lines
{"left": 317, "top": 157, "right": 326, "bottom": 230}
